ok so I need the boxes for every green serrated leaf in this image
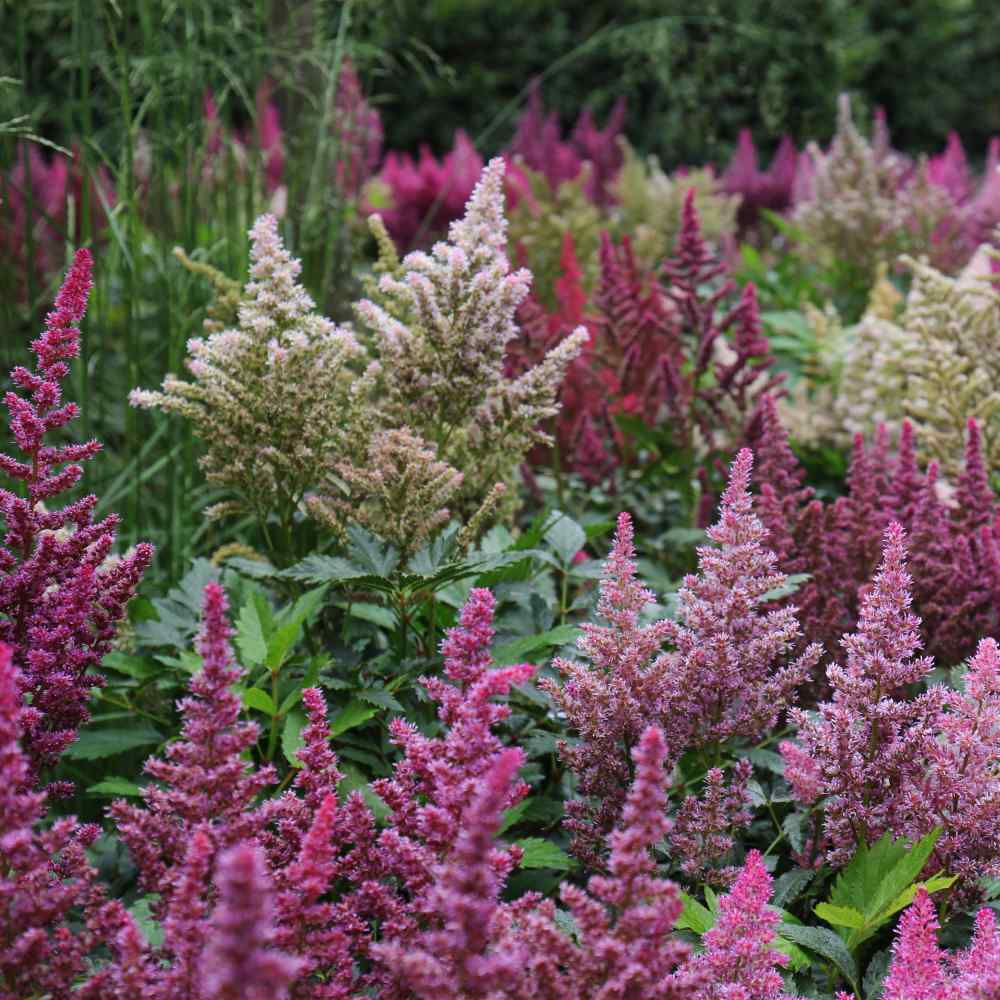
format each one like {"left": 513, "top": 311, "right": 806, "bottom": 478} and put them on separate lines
{"left": 772, "top": 868, "right": 816, "bottom": 908}
{"left": 498, "top": 798, "right": 532, "bottom": 835}
{"left": 281, "top": 554, "right": 367, "bottom": 584}
{"left": 267, "top": 587, "right": 327, "bottom": 670}
{"left": 129, "top": 895, "right": 164, "bottom": 948}
{"left": 815, "top": 902, "right": 865, "bottom": 929}
{"left": 779, "top": 923, "right": 859, "bottom": 990}
{"left": 330, "top": 699, "right": 377, "bottom": 737}
{"left": 87, "top": 777, "right": 142, "bottom": 797}
{"left": 675, "top": 891, "right": 716, "bottom": 935}
{"left": 347, "top": 524, "right": 400, "bottom": 576}
{"left": 235, "top": 599, "right": 268, "bottom": 667}
{"left": 514, "top": 837, "right": 574, "bottom": 870}
{"left": 241, "top": 687, "right": 277, "bottom": 716}
{"left": 493, "top": 625, "right": 581, "bottom": 666}
{"left": 101, "top": 651, "right": 156, "bottom": 680}
{"left": 65, "top": 726, "right": 162, "bottom": 760}
{"left": 357, "top": 688, "right": 405, "bottom": 712}
{"left": 544, "top": 512, "right": 587, "bottom": 567}
{"left": 866, "top": 828, "right": 941, "bottom": 922}
{"left": 282, "top": 710, "right": 307, "bottom": 766}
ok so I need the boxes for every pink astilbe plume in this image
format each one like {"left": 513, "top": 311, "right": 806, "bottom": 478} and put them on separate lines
{"left": 781, "top": 523, "right": 947, "bottom": 867}
{"left": 375, "top": 129, "right": 484, "bottom": 251}
{"left": 661, "top": 449, "right": 820, "bottom": 753}
{"left": 541, "top": 511, "right": 676, "bottom": 866}
{"left": 687, "top": 850, "right": 802, "bottom": 1000}
{"left": 110, "top": 581, "right": 275, "bottom": 900}
{"left": 505, "top": 80, "right": 626, "bottom": 206}
{"left": 200, "top": 843, "right": 303, "bottom": 1000}
{"left": 0, "top": 642, "right": 129, "bottom": 996}
{"left": 333, "top": 58, "right": 384, "bottom": 197}
{"left": 0, "top": 249, "right": 152, "bottom": 787}
{"left": 380, "top": 725, "right": 702, "bottom": 1000}
{"left": 879, "top": 891, "right": 1000, "bottom": 1000}
{"left": 722, "top": 130, "right": 801, "bottom": 234}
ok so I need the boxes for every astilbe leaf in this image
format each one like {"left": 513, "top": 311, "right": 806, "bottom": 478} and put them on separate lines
{"left": 0, "top": 248, "right": 153, "bottom": 788}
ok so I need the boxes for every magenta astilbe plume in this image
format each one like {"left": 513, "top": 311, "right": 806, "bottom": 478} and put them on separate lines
{"left": 927, "top": 131, "right": 973, "bottom": 203}
{"left": 382, "top": 726, "right": 700, "bottom": 1000}
{"left": 110, "top": 581, "right": 275, "bottom": 899}
{"left": 687, "top": 851, "right": 801, "bottom": 1000}
{"left": 200, "top": 843, "right": 303, "bottom": 1000}
{"left": 333, "top": 58, "right": 384, "bottom": 197}
{"left": 661, "top": 449, "right": 820, "bottom": 752}
{"left": 0, "top": 642, "right": 127, "bottom": 997}
{"left": 880, "top": 891, "right": 1000, "bottom": 1000}
{"left": 781, "top": 523, "right": 947, "bottom": 867}
{"left": 375, "top": 748, "right": 528, "bottom": 999}
{"left": 375, "top": 129, "right": 483, "bottom": 251}
{"left": 0, "top": 249, "right": 152, "bottom": 786}
{"left": 505, "top": 80, "right": 626, "bottom": 207}
{"left": 541, "top": 511, "right": 676, "bottom": 865}
{"left": 722, "top": 130, "right": 801, "bottom": 233}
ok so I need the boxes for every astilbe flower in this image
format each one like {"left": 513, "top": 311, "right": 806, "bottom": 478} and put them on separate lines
{"left": 660, "top": 449, "right": 821, "bottom": 753}
{"left": 540, "top": 511, "right": 677, "bottom": 866}
{"left": 130, "top": 215, "right": 361, "bottom": 543}
{"left": 110, "top": 583, "right": 534, "bottom": 998}
{"left": 0, "top": 143, "right": 116, "bottom": 303}
{"left": 0, "top": 642, "right": 131, "bottom": 998}
{"left": 0, "top": 249, "right": 152, "bottom": 786}
{"left": 110, "top": 581, "right": 277, "bottom": 902}
{"left": 334, "top": 156, "right": 587, "bottom": 525}
{"left": 721, "top": 130, "right": 801, "bottom": 236}
{"left": 331, "top": 58, "right": 383, "bottom": 198}
{"left": 380, "top": 725, "right": 703, "bottom": 1000}
{"left": 752, "top": 401, "right": 1000, "bottom": 666}
{"left": 687, "top": 850, "right": 802, "bottom": 1000}
{"left": 660, "top": 191, "right": 783, "bottom": 485}
{"left": 874, "top": 891, "right": 1000, "bottom": 1000}
{"left": 324, "top": 427, "right": 464, "bottom": 559}
{"left": 669, "top": 761, "right": 754, "bottom": 888}
{"left": 372, "top": 129, "right": 484, "bottom": 251}
{"left": 613, "top": 142, "right": 741, "bottom": 270}
{"left": 505, "top": 80, "right": 626, "bottom": 208}
{"left": 780, "top": 523, "right": 948, "bottom": 868}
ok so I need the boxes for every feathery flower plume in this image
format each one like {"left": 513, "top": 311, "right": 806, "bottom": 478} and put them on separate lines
{"left": 722, "top": 130, "right": 801, "bottom": 234}
{"left": 339, "top": 156, "right": 587, "bottom": 525}
{"left": 130, "top": 215, "right": 361, "bottom": 553}
{"left": 0, "top": 642, "right": 127, "bottom": 995}
{"left": 110, "top": 582, "right": 276, "bottom": 900}
{"left": 781, "top": 523, "right": 946, "bottom": 866}
{"left": 200, "top": 843, "right": 303, "bottom": 1000}
{"left": 541, "top": 511, "right": 676, "bottom": 865}
{"left": 881, "top": 891, "right": 1000, "bottom": 1000}
{"left": 1, "top": 248, "right": 152, "bottom": 785}
{"left": 662, "top": 449, "right": 820, "bottom": 752}
{"left": 687, "top": 850, "right": 801, "bottom": 1000}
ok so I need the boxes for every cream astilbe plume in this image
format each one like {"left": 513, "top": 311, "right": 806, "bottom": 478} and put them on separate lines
{"left": 131, "top": 216, "right": 361, "bottom": 540}
{"left": 342, "top": 156, "right": 587, "bottom": 523}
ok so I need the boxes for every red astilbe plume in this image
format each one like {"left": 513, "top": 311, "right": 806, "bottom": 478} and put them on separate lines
{"left": 661, "top": 449, "right": 820, "bottom": 754}
{"left": 380, "top": 726, "right": 703, "bottom": 1000}
{"left": 541, "top": 511, "right": 676, "bottom": 867}
{"left": 0, "top": 249, "right": 153, "bottom": 788}
{"left": 0, "top": 642, "right": 131, "bottom": 998}
{"left": 374, "top": 129, "right": 484, "bottom": 251}
{"left": 505, "top": 80, "right": 626, "bottom": 207}
{"left": 874, "top": 891, "right": 1000, "bottom": 1000}
{"left": 781, "top": 523, "right": 948, "bottom": 868}
{"left": 110, "top": 581, "right": 275, "bottom": 901}
{"left": 686, "top": 851, "right": 804, "bottom": 1000}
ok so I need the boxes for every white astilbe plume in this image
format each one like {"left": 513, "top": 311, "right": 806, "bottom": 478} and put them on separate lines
{"left": 343, "top": 157, "right": 588, "bottom": 522}
{"left": 131, "top": 215, "right": 362, "bottom": 534}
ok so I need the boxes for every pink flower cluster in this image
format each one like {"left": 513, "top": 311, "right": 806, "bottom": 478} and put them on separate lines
{"left": 0, "top": 143, "right": 116, "bottom": 303}
{"left": 835, "top": 890, "right": 1000, "bottom": 1000}
{"left": 0, "top": 250, "right": 152, "bottom": 790}
{"left": 751, "top": 398, "right": 1000, "bottom": 666}
{"left": 380, "top": 726, "right": 797, "bottom": 1000}
{"left": 781, "top": 524, "right": 1000, "bottom": 900}
{"left": 721, "top": 130, "right": 801, "bottom": 235}
{"left": 545, "top": 451, "right": 816, "bottom": 873}
{"left": 505, "top": 80, "right": 626, "bottom": 208}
